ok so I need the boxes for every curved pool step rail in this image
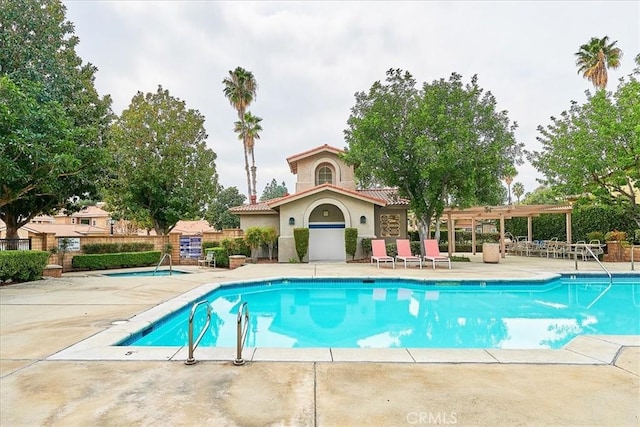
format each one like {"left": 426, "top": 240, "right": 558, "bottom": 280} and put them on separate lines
{"left": 154, "top": 253, "right": 172, "bottom": 276}
{"left": 234, "top": 302, "right": 250, "bottom": 366}
{"left": 185, "top": 300, "right": 212, "bottom": 365}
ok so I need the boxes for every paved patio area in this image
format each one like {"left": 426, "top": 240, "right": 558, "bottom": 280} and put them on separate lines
{"left": 1, "top": 255, "right": 638, "bottom": 426}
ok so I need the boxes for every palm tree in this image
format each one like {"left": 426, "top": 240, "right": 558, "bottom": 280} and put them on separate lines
{"left": 575, "top": 36, "right": 623, "bottom": 90}
{"left": 512, "top": 182, "right": 525, "bottom": 204}
{"left": 223, "top": 67, "right": 258, "bottom": 202}
{"left": 234, "top": 112, "right": 263, "bottom": 202}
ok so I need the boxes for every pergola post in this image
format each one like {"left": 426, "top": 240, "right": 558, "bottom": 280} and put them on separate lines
{"left": 447, "top": 214, "right": 454, "bottom": 256}
{"left": 500, "top": 214, "right": 506, "bottom": 258}
{"left": 471, "top": 218, "right": 477, "bottom": 255}
{"left": 566, "top": 211, "right": 572, "bottom": 244}
{"left": 527, "top": 216, "right": 533, "bottom": 242}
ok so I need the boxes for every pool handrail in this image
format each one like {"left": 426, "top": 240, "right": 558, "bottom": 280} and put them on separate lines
{"left": 185, "top": 300, "right": 212, "bottom": 365}
{"left": 234, "top": 302, "right": 250, "bottom": 366}
{"left": 153, "top": 253, "right": 172, "bottom": 276}
{"left": 574, "top": 243, "right": 613, "bottom": 309}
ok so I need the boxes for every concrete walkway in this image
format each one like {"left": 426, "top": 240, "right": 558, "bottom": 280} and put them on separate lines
{"left": 1, "top": 255, "right": 638, "bottom": 426}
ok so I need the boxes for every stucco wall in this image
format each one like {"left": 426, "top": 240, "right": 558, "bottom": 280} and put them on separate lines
{"left": 295, "top": 152, "right": 356, "bottom": 193}
{"left": 277, "top": 193, "right": 377, "bottom": 262}
{"left": 239, "top": 214, "right": 280, "bottom": 234}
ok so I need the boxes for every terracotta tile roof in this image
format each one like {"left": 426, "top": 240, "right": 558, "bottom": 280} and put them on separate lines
{"left": 357, "top": 188, "right": 410, "bottom": 206}
{"left": 268, "top": 183, "right": 387, "bottom": 208}
{"left": 170, "top": 220, "right": 218, "bottom": 234}
{"left": 229, "top": 202, "right": 278, "bottom": 213}
{"left": 286, "top": 144, "right": 345, "bottom": 174}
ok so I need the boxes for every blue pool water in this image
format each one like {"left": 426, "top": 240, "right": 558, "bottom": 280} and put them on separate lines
{"left": 104, "top": 269, "right": 190, "bottom": 277}
{"left": 120, "top": 275, "right": 640, "bottom": 349}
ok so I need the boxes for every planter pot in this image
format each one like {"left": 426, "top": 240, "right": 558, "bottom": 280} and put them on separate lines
{"left": 482, "top": 243, "right": 500, "bottom": 263}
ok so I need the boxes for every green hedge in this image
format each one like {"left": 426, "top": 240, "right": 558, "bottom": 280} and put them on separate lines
{"left": 82, "top": 242, "right": 154, "bottom": 254}
{"left": 71, "top": 251, "right": 161, "bottom": 271}
{"left": 0, "top": 251, "right": 50, "bottom": 282}
{"left": 202, "top": 241, "right": 221, "bottom": 250}
{"left": 505, "top": 204, "right": 636, "bottom": 242}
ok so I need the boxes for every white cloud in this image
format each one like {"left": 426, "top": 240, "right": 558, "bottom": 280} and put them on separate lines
{"left": 64, "top": 0, "right": 640, "bottom": 199}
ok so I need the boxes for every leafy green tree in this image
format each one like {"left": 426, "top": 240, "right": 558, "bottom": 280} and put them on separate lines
{"left": 222, "top": 67, "right": 258, "bottom": 202}
{"left": 529, "top": 70, "right": 640, "bottom": 227}
{"left": 512, "top": 182, "right": 525, "bottom": 204}
{"left": 234, "top": 112, "right": 262, "bottom": 201}
{"left": 0, "top": 0, "right": 111, "bottom": 239}
{"left": 261, "top": 226, "right": 278, "bottom": 260}
{"left": 244, "top": 226, "right": 264, "bottom": 262}
{"left": 260, "top": 179, "right": 288, "bottom": 201}
{"left": 343, "top": 69, "right": 523, "bottom": 240}
{"left": 575, "top": 36, "right": 623, "bottom": 90}
{"left": 205, "top": 186, "right": 246, "bottom": 230}
{"left": 521, "top": 186, "right": 563, "bottom": 205}
{"left": 105, "top": 86, "right": 218, "bottom": 235}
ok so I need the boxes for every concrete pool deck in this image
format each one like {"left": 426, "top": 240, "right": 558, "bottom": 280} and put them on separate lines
{"left": 1, "top": 255, "right": 639, "bottom": 426}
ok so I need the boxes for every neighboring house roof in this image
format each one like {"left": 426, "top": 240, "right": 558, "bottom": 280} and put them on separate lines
{"left": 170, "top": 220, "right": 218, "bottom": 234}
{"left": 17, "top": 223, "right": 108, "bottom": 237}
{"left": 286, "top": 144, "right": 345, "bottom": 174}
{"left": 53, "top": 205, "right": 111, "bottom": 219}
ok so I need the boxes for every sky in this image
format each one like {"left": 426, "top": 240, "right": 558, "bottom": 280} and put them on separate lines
{"left": 63, "top": 1, "right": 640, "bottom": 201}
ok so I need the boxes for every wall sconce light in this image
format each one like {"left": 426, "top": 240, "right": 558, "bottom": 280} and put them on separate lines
{"left": 322, "top": 210, "right": 329, "bottom": 217}
{"left": 360, "top": 215, "right": 366, "bottom": 224}
{"left": 289, "top": 217, "right": 295, "bottom": 226}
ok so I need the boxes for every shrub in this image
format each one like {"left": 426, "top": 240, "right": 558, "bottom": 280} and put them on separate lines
{"left": 82, "top": 242, "right": 154, "bottom": 254}
{"left": 293, "top": 228, "right": 309, "bottom": 262}
{"left": 0, "top": 251, "right": 50, "bottom": 282}
{"left": 244, "top": 227, "right": 264, "bottom": 262}
{"left": 262, "top": 227, "right": 278, "bottom": 260}
{"left": 586, "top": 231, "right": 605, "bottom": 242}
{"left": 361, "top": 238, "right": 372, "bottom": 258}
{"left": 71, "top": 251, "right": 161, "bottom": 270}
{"left": 604, "top": 230, "right": 627, "bottom": 242}
{"left": 208, "top": 247, "right": 228, "bottom": 268}
{"left": 202, "top": 241, "right": 221, "bottom": 250}
{"left": 345, "top": 228, "right": 358, "bottom": 260}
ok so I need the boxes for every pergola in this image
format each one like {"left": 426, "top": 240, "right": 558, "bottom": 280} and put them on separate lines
{"left": 440, "top": 204, "right": 574, "bottom": 258}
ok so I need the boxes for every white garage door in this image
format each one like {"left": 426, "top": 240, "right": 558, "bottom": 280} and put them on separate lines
{"left": 308, "top": 223, "right": 345, "bottom": 262}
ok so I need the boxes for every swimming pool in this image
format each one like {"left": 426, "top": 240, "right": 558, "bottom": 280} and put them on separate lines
{"left": 104, "top": 269, "right": 191, "bottom": 277}
{"left": 120, "top": 274, "right": 640, "bottom": 350}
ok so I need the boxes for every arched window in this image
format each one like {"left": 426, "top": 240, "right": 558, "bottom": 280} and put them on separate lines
{"left": 316, "top": 165, "right": 333, "bottom": 185}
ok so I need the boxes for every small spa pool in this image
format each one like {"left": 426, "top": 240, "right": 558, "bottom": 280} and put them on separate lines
{"left": 119, "top": 274, "right": 640, "bottom": 350}
{"left": 104, "top": 269, "right": 191, "bottom": 277}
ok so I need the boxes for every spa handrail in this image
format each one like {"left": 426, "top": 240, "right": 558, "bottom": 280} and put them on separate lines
{"left": 234, "top": 302, "right": 250, "bottom": 366}
{"left": 153, "top": 253, "right": 172, "bottom": 275}
{"left": 185, "top": 300, "right": 212, "bottom": 365}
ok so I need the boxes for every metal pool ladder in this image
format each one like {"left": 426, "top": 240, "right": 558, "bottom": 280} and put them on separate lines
{"left": 154, "top": 253, "right": 172, "bottom": 275}
{"left": 574, "top": 244, "right": 613, "bottom": 309}
{"left": 185, "top": 300, "right": 212, "bottom": 365}
{"left": 234, "top": 302, "right": 250, "bottom": 366}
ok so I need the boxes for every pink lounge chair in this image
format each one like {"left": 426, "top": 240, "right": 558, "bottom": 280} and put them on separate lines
{"left": 423, "top": 239, "right": 451, "bottom": 270}
{"left": 395, "top": 239, "right": 422, "bottom": 269}
{"left": 371, "top": 239, "right": 395, "bottom": 268}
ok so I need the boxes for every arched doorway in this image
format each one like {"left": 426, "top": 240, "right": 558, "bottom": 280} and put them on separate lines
{"left": 308, "top": 203, "right": 346, "bottom": 262}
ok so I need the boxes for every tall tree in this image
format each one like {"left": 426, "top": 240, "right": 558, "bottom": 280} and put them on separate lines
{"left": 529, "top": 69, "right": 640, "bottom": 227}
{"left": 222, "top": 67, "right": 258, "bottom": 202}
{"left": 205, "top": 186, "right": 246, "bottom": 230}
{"left": 343, "top": 69, "right": 523, "bottom": 240}
{"left": 0, "top": 0, "right": 111, "bottom": 239}
{"left": 106, "top": 86, "right": 219, "bottom": 235}
{"left": 260, "top": 179, "right": 288, "bottom": 201}
{"left": 234, "top": 112, "right": 263, "bottom": 201}
{"left": 512, "top": 182, "right": 525, "bottom": 204}
{"left": 575, "top": 36, "right": 623, "bottom": 90}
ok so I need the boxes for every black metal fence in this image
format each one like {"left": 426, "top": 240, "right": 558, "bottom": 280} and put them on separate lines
{"left": 0, "top": 238, "right": 32, "bottom": 251}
